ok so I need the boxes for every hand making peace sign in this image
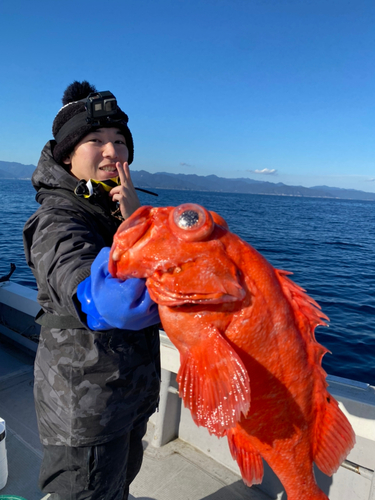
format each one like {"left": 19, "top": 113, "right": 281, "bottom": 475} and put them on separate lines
{"left": 109, "top": 161, "right": 141, "bottom": 220}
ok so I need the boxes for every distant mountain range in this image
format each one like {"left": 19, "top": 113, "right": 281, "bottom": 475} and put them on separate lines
{"left": 0, "top": 161, "right": 36, "bottom": 180}
{"left": 1, "top": 160, "right": 375, "bottom": 201}
{"left": 131, "top": 171, "right": 375, "bottom": 201}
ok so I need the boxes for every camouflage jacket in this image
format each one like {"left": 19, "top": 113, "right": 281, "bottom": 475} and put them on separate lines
{"left": 23, "top": 141, "right": 160, "bottom": 447}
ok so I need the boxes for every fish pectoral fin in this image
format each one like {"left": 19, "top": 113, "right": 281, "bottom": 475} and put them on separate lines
{"left": 177, "top": 327, "right": 250, "bottom": 437}
{"left": 227, "top": 426, "right": 264, "bottom": 486}
{"left": 313, "top": 392, "right": 356, "bottom": 476}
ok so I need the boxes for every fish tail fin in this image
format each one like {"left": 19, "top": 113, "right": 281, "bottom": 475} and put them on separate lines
{"left": 313, "top": 392, "right": 356, "bottom": 476}
{"left": 177, "top": 328, "right": 251, "bottom": 437}
{"left": 226, "top": 426, "right": 264, "bottom": 486}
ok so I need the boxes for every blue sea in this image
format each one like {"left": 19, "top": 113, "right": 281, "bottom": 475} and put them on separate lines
{"left": 0, "top": 179, "right": 374, "bottom": 386}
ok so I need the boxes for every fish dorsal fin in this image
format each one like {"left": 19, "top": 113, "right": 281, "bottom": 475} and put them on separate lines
{"left": 275, "top": 269, "right": 356, "bottom": 474}
{"left": 275, "top": 269, "right": 329, "bottom": 345}
{"left": 274, "top": 268, "right": 330, "bottom": 395}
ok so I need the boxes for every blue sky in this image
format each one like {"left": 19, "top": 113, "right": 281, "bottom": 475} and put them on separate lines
{"left": 1, "top": 0, "right": 374, "bottom": 192}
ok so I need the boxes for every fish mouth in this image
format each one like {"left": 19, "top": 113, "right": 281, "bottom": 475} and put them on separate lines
{"left": 148, "top": 284, "right": 242, "bottom": 307}
{"left": 147, "top": 262, "right": 246, "bottom": 307}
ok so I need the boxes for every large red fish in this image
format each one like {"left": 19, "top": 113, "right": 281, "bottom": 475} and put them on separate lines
{"left": 109, "top": 203, "right": 355, "bottom": 500}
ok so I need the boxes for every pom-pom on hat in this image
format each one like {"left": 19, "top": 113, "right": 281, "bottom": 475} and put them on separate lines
{"left": 52, "top": 80, "right": 134, "bottom": 165}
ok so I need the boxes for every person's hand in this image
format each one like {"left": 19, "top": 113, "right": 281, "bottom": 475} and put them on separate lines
{"left": 109, "top": 161, "right": 141, "bottom": 220}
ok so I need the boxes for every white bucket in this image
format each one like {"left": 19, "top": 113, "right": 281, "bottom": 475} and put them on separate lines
{"left": 0, "top": 418, "right": 8, "bottom": 490}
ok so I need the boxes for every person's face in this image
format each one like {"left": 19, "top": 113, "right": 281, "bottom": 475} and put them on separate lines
{"left": 63, "top": 127, "right": 129, "bottom": 181}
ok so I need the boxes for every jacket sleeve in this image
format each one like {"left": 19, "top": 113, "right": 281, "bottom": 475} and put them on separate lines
{"left": 23, "top": 200, "right": 109, "bottom": 320}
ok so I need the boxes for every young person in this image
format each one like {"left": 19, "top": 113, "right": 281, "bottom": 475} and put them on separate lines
{"left": 23, "top": 81, "right": 161, "bottom": 500}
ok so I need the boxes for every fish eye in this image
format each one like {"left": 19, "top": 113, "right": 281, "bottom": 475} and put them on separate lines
{"left": 169, "top": 203, "right": 214, "bottom": 241}
{"left": 177, "top": 209, "right": 200, "bottom": 229}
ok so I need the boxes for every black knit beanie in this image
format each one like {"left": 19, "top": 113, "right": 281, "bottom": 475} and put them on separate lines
{"left": 52, "top": 80, "right": 134, "bottom": 165}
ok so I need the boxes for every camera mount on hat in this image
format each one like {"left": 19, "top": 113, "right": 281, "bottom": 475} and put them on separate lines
{"left": 86, "top": 91, "right": 121, "bottom": 125}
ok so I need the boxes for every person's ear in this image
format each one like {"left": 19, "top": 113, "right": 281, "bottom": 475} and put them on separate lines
{"left": 63, "top": 155, "right": 71, "bottom": 165}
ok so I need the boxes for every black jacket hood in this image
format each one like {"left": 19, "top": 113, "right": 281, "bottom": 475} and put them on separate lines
{"left": 32, "top": 140, "right": 78, "bottom": 193}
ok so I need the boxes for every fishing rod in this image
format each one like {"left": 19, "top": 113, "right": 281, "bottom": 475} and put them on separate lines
{"left": 135, "top": 187, "right": 158, "bottom": 196}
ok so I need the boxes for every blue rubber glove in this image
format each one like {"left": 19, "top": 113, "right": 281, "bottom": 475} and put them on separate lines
{"left": 77, "top": 247, "right": 160, "bottom": 331}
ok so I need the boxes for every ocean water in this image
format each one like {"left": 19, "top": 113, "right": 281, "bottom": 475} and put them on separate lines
{"left": 0, "top": 179, "right": 374, "bottom": 385}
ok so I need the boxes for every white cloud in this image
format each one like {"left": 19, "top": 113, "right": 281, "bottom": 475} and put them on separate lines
{"left": 366, "top": 178, "right": 375, "bottom": 182}
{"left": 248, "top": 168, "right": 278, "bottom": 175}
{"left": 180, "top": 162, "right": 193, "bottom": 167}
